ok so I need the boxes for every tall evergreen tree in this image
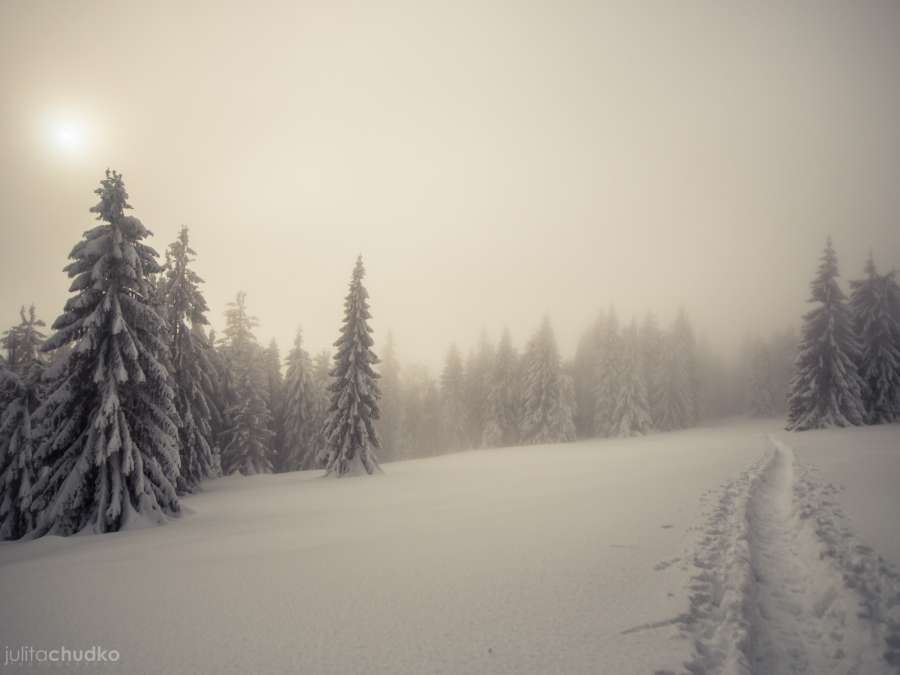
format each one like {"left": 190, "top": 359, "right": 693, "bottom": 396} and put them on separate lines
{"left": 204, "top": 327, "right": 230, "bottom": 474}
{"left": 219, "top": 292, "right": 273, "bottom": 475}
{"left": 31, "top": 170, "right": 181, "bottom": 535}
{"left": 787, "top": 239, "right": 867, "bottom": 430}
{"left": 0, "top": 306, "right": 46, "bottom": 539}
{"left": 463, "top": 332, "right": 494, "bottom": 448}
{"left": 747, "top": 339, "right": 777, "bottom": 417}
{"left": 672, "top": 309, "right": 699, "bottom": 426}
{"left": 161, "top": 226, "right": 217, "bottom": 491}
{"left": 321, "top": 256, "right": 382, "bottom": 476}
{"left": 593, "top": 308, "right": 622, "bottom": 436}
{"left": 304, "top": 350, "right": 332, "bottom": 469}
{"left": 769, "top": 330, "right": 798, "bottom": 415}
{"left": 440, "top": 344, "right": 468, "bottom": 452}
{"left": 262, "top": 338, "right": 285, "bottom": 462}
{"left": 376, "top": 332, "right": 403, "bottom": 462}
{"left": 397, "top": 366, "right": 441, "bottom": 458}
{"left": 520, "top": 317, "right": 576, "bottom": 443}
{"left": 657, "top": 310, "right": 698, "bottom": 431}
{"left": 279, "top": 329, "right": 316, "bottom": 471}
{"left": 572, "top": 315, "right": 603, "bottom": 438}
{"left": 849, "top": 255, "right": 900, "bottom": 423}
{"left": 482, "top": 328, "right": 521, "bottom": 448}
{"left": 610, "top": 321, "right": 652, "bottom": 437}
{"left": 639, "top": 313, "right": 666, "bottom": 427}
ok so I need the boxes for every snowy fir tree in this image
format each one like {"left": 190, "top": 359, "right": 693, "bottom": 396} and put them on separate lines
{"left": 161, "top": 226, "right": 218, "bottom": 492}
{"left": 639, "top": 313, "right": 666, "bottom": 428}
{"left": 219, "top": 292, "right": 274, "bottom": 475}
{"left": 849, "top": 255, "right": 900, "bottom": 424}
{"left": 376, "top": 332, "right": 403, "bottom": 462}
{"left": 463, "top": 332, "right": 494, "bottom": 448}
{"left": 278, "top": 329, "right": 316, "bottom": 471}
{"left": 262, "top": 339, "right": 285, "bottom": 461}
{"left": 402, "top": 366, "right": 441, "bottom": 457}
{"left": 321, "top": 256, "right": 382, "bottom": 476}
{"left": 656, "top": 310, "right": 699, "bottom": 431}
{"left": 787, "top": 239, "right": 867, "bottom": 431}
{"left": 593, "top": 309, "right": 622, "bottom": 437}
{"left": 609, "top": 321, "right": 652, "bottom": 437}
{"left": 204, "top": 327, "right": 231, "bottom": 471}
{"left": 572, "top": 315, "right": 605, "bottom": 438}
{"left": 672, "top": 309, "right": 699, "bottom": 426}
{"left": 747, "top": 339, "right": 777, "bottom": 417}
{"left": 440, "top": 344, "right": 469, "bottom": 451}
{"left": 0, "top": 306, "right": 46, "bottom": 539}
{"left": 520, "top": 317, "right": 576, "bottom": 443}
{"left": 304, "top": 350, "right": 332, "bottom": 469}
{"left": 769, "top": 331, "right": 798, "bottom": 415}
{"left": 482, "top": 328, "right": 521, "bottom": 448}
{"left": 31, "top": 170, "right": 181, "bottom": 535}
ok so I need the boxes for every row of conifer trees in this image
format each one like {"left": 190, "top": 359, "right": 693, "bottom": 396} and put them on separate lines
{"left": 0, "top": 170, "right": 725, "bottom": 539}
{"left": 0, "top": 171, "right": 385, "bottom": 539}
{"left": 10, "top": 174, "right": 886, "bottom": 540}
{"left": 0, "top": 170, "right": 617, "bottom": 539}
{"left": 784, "top": 239, "right": 900, "bottom": 430}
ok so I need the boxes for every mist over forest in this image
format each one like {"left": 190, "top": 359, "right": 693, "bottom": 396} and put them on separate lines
{"left": 2, "top": 3, "right": 900, "bottom": 674}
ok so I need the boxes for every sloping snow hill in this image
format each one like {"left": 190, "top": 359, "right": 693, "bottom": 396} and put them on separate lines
{"left": 1, "top": 420, "right": 898, "bottom": 675}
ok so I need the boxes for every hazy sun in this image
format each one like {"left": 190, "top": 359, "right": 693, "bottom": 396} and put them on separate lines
{"left": 42, "top": 115, "right": 91, "bottom": 159}
{"left": 54, "top": 123, "right": 83, "bottom": 150}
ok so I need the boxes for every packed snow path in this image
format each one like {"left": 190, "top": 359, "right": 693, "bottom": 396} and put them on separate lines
{"left": 682, "top": 436, "right": 900, "bottom": 675}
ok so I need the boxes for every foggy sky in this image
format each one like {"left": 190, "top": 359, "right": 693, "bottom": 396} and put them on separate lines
{"left": 2, "top": 1, "right": 899, "bottom": 370}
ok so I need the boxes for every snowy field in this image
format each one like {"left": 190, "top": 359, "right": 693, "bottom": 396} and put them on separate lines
{"left": 1, "top": 419, "right": 899, "bottom": 675}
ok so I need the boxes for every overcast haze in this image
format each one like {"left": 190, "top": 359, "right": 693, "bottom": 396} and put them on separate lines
{"left": 2, "top": 0, "right": 899, "bottom": 367}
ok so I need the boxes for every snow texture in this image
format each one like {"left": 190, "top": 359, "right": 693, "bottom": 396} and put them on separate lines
{"left": 1, "top": 420, "right": 898, "bottom": 674}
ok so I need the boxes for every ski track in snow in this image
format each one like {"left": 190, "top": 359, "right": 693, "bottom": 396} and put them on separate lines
{"left": 672, "top": 436, "right": 900, "bottom": 675}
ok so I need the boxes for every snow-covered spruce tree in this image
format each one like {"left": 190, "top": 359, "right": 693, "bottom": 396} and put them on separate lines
{"left": 657, "top": 333, "right": 689, "bottom": 431}
{"left": 787, "top": 239, "right": 867, "bottom": 431}
{"left": 886, "top": 272, "right": 900, "bottom": 417}
{"left": 161, "top": 226, "right": 218, "bottom": 492}
{"left": 520, "top": 317, "right": 576, "bottom": 443}
{"left": 462, "top": 332, "right": 494, "bottom": 448}
{"left": 204, "top": 327, "right": 230, "bottom": 473}
{"left": 572, "top": 315, "right": 603, "bottom": 438}
{"left": 610, "top": 321, "right": 652, "bottom": 437}
{"left": 768, "top": 330, "right": 798, "bottom": 416}
{"left": 747, "top": 339, "right": 776, "bottom": 417}
{"left": 440, "top": 344, "right": 469, "bottom": 452}
{"left": 0, "top": 306, "right": 46, "bottom": 539}
{"left": 593, "top": 308, "right": 622, "bottom": 437}
{"left": 262, "top": 339, "right": 285, "bottom": 463}
{"left": 849, "top": 255, "right": 900, "bottom": 424}
{"left": 376, "top": 332, "right": 403, "bottom": 462}
{"left": 402, "top": 366, "right": 441, "bottom": 458}
{"left": 672, "top": 309, "right": 700, "bottom": 426}
{"left": 194, "top": 325, "right": 225, "bottom": 476}
{"left": 321, "top": 256, "right": 382, "bottom": 476}
{"left": 278, "top": 329, "right": 316, "bottom": 471}
{"left": 302, "top": 350, "right": 332, "bottom": 469}
{"left": 656, "top": 310, "right": 699, "bottom": 431}
{"left": 31, "top": 170, "right": 181, "bottom": 535}
{"left": 482, "top": 328, "right": 521, "bottom": 448}
{"left": 639, "top": 313, "right": 666, "bottom": 428}
{"left": 219, "top": 292, "right": 274, "bottom": 475}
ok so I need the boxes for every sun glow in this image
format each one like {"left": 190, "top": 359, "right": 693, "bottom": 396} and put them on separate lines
{"left": 42, "top": 115, "right": 90, "bottom": 159}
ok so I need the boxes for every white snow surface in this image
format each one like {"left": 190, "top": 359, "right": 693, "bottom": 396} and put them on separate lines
{"left": 1, "top": 419, "right": 899, "bottom": 674}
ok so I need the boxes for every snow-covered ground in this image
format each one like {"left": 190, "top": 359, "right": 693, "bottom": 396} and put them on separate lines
{"left": 1, "top": 419, "right": 898, "bottom": 674}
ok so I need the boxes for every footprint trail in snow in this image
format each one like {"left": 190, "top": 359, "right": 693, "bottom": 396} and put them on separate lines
{"left": 677, "top": 436, "right": 900, "bottom": 675}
